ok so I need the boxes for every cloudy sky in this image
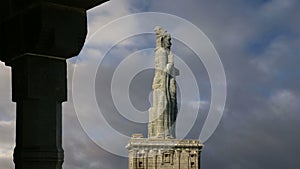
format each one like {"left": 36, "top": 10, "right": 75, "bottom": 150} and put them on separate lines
{"left": 1, "top": 0, "right": 300, "bottom": 168}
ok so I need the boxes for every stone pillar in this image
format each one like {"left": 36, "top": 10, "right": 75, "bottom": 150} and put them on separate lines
{"left": 12, "top": 54, "right": 66, "bottom": 169}
{"left": 176, "top": 149, "right": 182, "bottom": 169}
{"left": 145, "top": 149, "right": 149, "bottom": 169}
{"left": 133, "top": 149, "right": 138, "bottom": 169}
{"left": 186, "top": 149, "right": 191, "bottom": 169}
{"left": 153, "top": 149, "right": 158, "bottom": 169}
{"left": 0, "top": 1, "right": 109, "bottom": 168}
{"left": 198, "top": 150, "right": 201, "bottom": 169}
{"left": 160, "top": 149, "right": 164, "bottom": 165}
{"left": 170, "top": 149, "right": 174, "bottom": 165}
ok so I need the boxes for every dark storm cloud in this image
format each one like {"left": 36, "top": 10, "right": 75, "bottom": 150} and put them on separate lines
{"left": 153, "top": 1, "right": 300, "bottom": 169}
{"left": 204, "top": 89, "right": 300, "bottom": 169}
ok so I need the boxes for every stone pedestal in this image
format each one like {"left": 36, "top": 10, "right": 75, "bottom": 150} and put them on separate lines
{"left": 127, "top": 135, "right": 203, "bottom": 169}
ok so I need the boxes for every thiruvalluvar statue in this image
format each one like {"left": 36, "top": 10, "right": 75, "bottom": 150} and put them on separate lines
{"left": 148, "top": 26, "right": 179, "bottom": 139}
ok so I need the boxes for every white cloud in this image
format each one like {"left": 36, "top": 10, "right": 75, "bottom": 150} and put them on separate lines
{"left": 87, "top": 0, "right": 133, "bottom": 38}
{"left": 251, "top": 36, "right": 298, "bottom": 77}
{"left": 0, "top": 121, "right": 15, "bottom": 161}
{"left": 269, "top": 89, "right": 299, "bottom": 116}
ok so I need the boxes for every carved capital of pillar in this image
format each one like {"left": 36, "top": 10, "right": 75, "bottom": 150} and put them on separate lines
{"left": 152, "top": 148, "right": 158, "bottom": 154}
{"left": 11, "top": 54, "right": 67, "bottom": 102}
{"left": 0, "top": 2, "right": 87, "bottom": 64}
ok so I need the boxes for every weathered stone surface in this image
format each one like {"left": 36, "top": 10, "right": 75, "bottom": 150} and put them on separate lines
{"left": 148, "top": 26, "right": 179, "bottom": 139}
{"left": 126, "top": 137, "right": 203, "bottom": 169}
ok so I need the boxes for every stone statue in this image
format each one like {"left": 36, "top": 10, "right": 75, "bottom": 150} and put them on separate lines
{"left": 127, "top": 27, "right": 203, "bottom": 169}
{"left": 149, "top": 26, "right": 179, "bottom": 139}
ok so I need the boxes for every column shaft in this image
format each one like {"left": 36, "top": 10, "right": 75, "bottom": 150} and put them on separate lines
{"left": 12, "top": 55, "right": 66, "bottom": 169}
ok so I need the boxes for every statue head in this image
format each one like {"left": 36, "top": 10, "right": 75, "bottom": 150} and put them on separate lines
{"left": 163, "top": 33, "right": 171, "bottom": 50}
{"left": 154, "top": 26, "right": 164, "bottom": 36}
{"left": 154, "top": 26, "right": 172, "bottom": 50}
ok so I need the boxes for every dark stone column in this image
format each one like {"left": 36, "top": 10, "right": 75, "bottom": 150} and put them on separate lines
{"left": 0, "top": 1, "right": 108, "bottom": 168}
{"left": 12, "top": 55, "right": 66, "bottom": 169}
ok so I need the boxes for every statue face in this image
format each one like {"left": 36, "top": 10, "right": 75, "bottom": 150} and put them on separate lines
{"left": 164, "top": 34, "right": 171, "bottom": 49}
{"left": 154, "top": 26, "right": 172, "bottom": 49}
